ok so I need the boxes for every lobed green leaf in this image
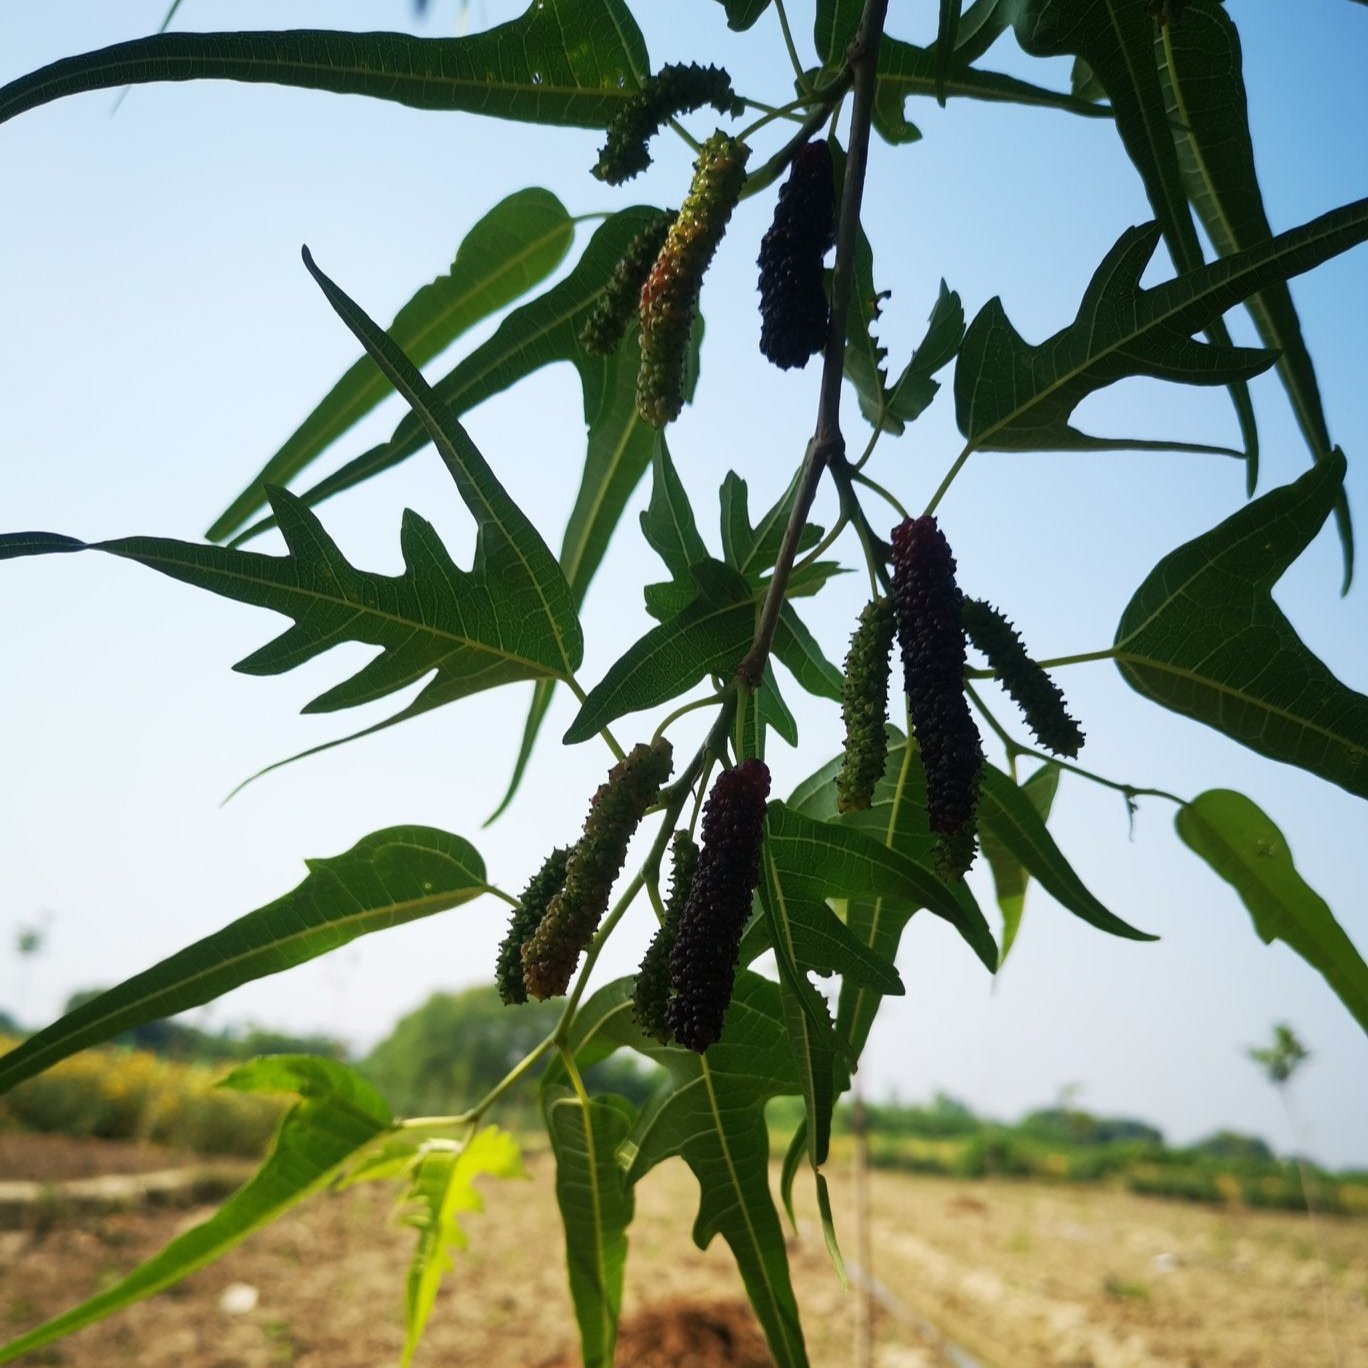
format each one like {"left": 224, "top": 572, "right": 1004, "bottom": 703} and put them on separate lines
{"left": 0, "top": 827, "right": 488, "bottom": 1096}
{"left": 1175, "top": 790, "right": 1368, "bottom": 1034}
{"left": 1115, "top": 453, "right": 1368, "bottom": 798}
{"left": 0, "top": 1058, "right": 393, "bottom": 1364}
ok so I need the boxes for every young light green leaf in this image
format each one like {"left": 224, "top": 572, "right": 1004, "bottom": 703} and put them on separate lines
{"left": 1115, "top": 453, "right": 1368, "bottom": 798}
{"left": 719, "top": 470, "right": 822, "bottom": 584}
{"left": 209, "top": 189, "right": 575, "bottom": 542}
{"left": 1176, "top": 790, "right": 1368, "bottom": 1034}
{"left": 561, "top": 976, "right": 810, "bottom": 1368}
{"left": 774, "top": 605, "right": 844, "bottom": 702}
{"left": 955, "top": 199, "right": 1368, "bottom": 454}
{"left": 400, "top": 1126, "right": 526, "bottom": 1367}
{"left": 979, "top": 764, "right": 1155, "bottom": 941}
{"left": 979, "top": 763, "right": 1060, "bottom": 963}
{"left": 0, "top": 1057, "right": 393, "bottom": 1365}
{"left": 779, "top": 1119, "right": 808, "bottom": 1233}
{"left": 0, "top": 3, "right": 648, "bottom": 129}
{"left": 0, "top": 827, "right": 487, "bottom": 1096}
{"left": 543, "top": 1089, "right": 636, "bottom": 1368}
{"left": 1013, "top": 0, "right": 1262, "bottom": 490}
{"left": 1154, "top": 2, "right": 1352, "bottom": 588}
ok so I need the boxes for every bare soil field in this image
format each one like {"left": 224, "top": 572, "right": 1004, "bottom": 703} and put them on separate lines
{"left": 0, "top": 1134, "right": 1364, "bottom": 1367}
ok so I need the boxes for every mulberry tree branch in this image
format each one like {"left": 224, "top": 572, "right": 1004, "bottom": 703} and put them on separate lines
{"left": 736, "top": 0, "right": 890, "bottom": 688}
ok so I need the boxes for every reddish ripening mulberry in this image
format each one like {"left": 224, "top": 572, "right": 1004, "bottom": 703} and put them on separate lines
{"left": 637, "top": 132, "right": 750, "bottom": 427}
{"left": 593, "top": 63, "right": 744, "bottom": 185}
{"left": 757, "top": 141, "right": 836, "bottom": 370}
{"left": 666, "top": 759, "right": 771, "bottom": 1052}
{"left": 962, "top": 598, "right": 1084, "bottom": 759}
{"left": 521, "top": 739, "right": 673, "bottom": 999}
{"left": 579, "top": 211, "right": 676, "bottom": 358}
{"left": 890, "top": 516, "right": 983, "bottom": 881}
{"left": 631, "top": 833, "right": 699, "bottom": 1045}
{"left": 836, "top": 598, "right": 895, "bottom": 813}
{"left": 495, "top": 846, "right": 572, "bottom": 1005}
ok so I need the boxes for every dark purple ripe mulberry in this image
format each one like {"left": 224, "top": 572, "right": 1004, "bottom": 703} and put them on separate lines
{"left": 757, "top": 141, "right": 836, "bottom": 370}
{"left": 495, "top": 846, "right": 572, "bottom": 1005}
{"left": 637, "top": 132, "right": 750, "bottom": 427}
{"left": 890, "top": 516, "right": 983, "bottom": 881}
{"left": 631, "top": 833, "right": 698, "bottom": 1044}
{"left": 521, "top": 739, "right": 673, "bottom": 1000}
{"left": 836, "top": 598, "right": 895, "bottom": 813}
{"left": 962, "top": 599, "right": 1084, "bottom": 759}
{"left": 666, "top": 759, "right": 771, "bottom": 1053}
{"left": 579, "top": 211, "right": 676, "bottom": 358}
{"left": 593, "top": 63, "right": 745, "bottom": 185}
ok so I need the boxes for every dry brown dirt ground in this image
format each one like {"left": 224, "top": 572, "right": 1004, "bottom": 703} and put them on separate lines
{"left": 1, "top": 1134, "right": 1365, "bottom": 1367}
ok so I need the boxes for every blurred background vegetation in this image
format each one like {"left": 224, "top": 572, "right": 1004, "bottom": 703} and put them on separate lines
{"left": 2, "top": 985, "right": 1364, "bottom": 1218}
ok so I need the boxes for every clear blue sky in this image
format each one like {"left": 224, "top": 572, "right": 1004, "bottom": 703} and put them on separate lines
{"left": 1, "top": 1, "right": 1365, "bottom": 1165}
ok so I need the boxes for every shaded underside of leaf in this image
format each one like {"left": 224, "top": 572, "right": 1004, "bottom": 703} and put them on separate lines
{"left": 0, "top": 5, "right": 649, "bottom": 128}
{"left": 1115, "top": 452, "right": 1368, "bottom": 798}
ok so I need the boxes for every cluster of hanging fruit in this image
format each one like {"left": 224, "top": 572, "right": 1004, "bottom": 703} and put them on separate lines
{"left": 580, "top": 64, "right": 837, "bottom": 428}
{"left": 838, "top": 516, "right": 1084, "bottom": 880}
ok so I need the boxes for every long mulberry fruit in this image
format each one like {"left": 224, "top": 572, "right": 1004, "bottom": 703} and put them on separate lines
{"left": 631, "top": 833, "right": 698, "bottom": 1044}
{"left": 495, "top": 846, "right": 572, "bottom": 1005}
{"left": 593, "top": 63, "right": 745, "bottom": 185}
{"left": 757, "top": 141, "right": 836, "bottom": 370}
{"left": 962, "top": 598, "right": 1084, "bottom": 758}
{"left": 890, "top": 516, "right": 983, "bottom": 881}
{"left": 666, "top": 759, "right": 771, "bottom": 1052}
{"left": 637, "top": 132, "right": 750, "bottom": 428}
{"left": 836, "top": 598, "right": 895, "bottom": 813}
{"left": 579, "top": 211, "right": 676, "bottom": 357}
{"left": 521, "top": 740, "right": 673, "bottom": 1000}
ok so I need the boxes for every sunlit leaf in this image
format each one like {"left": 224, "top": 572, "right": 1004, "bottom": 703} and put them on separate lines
{"left": 0, "top": 1058, "right": 392, "bottom": 1365}
{"left": 1176, "top": 790, "right": 1368, "bottom": 1033}
{"left": 1115, "top": 453, "right": 1368, "bottom": 797}
{"left": 400, "top": 1126, "right": 526, "bottom": 1367}
{"left": 0, "top": 3, "right": 648, "bottom": 129}
{"left": 0, "top": 828, "right": 488, "bottom": 1096}
{"left": 543, "top": 1089, "right": 636, "bottom": 1368}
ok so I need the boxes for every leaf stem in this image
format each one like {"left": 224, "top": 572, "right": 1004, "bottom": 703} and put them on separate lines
{"left": 966, "top": 683, "right": 1187, "bottom": 807}
{"left": 480, "top": 885, "right": 521, "bottom": 910}
{"left": 449, "top": 1031, "right": 556, "bottom": 1125}
{"left": 1031, "top": 646, "right": 1117, "bottom": 669}
{"left": 652, "top": 691, "right": 727, "bottom": 745}
{"left": 922, "top": 442, "right": 972, "bottom": 517}
{"left": 851, "top": 468, "right": 909, "bottom": 521}
{"left": 742, "top": 77, "right": 851, "bottom": 201}
{"left": 739, "top": 96, "right": 814, "bottom": 141}
{"left": 773, "top": 0, "right": 816, "bottom": 96}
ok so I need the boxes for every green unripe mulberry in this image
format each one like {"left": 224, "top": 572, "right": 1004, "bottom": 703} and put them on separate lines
{"left": 836, "top": 598, "right": 895, "bottom": 813}
{"left": 631, "top": 833, "right": 699, "bottom": 1044}
{"left": 637, "top": 132, "right": 750, "bottom": 428}
{"left": 579, "top": 211, "right": 676, "bottom": 358}
{"left": 593, "top": 63, "right": 744, "bottom": 185}
{"left": 495, "top": 846, "right": 572, "bottom": 1005}
{"left": 962, "top": 598, "right": 1084, "bottom": 758}
{"left": 521, "top": 739, "right": 673, "bottom": 1000}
